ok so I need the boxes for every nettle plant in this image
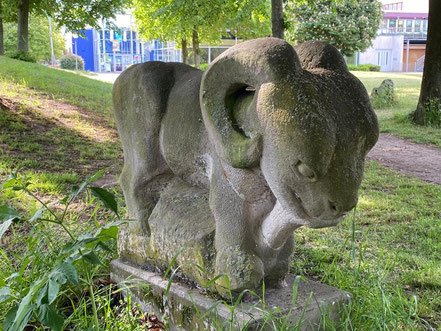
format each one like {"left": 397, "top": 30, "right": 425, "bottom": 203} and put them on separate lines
{"left": 0, "top": 170, "right": 126, "bottom": 331}
{"left": 423, "top": 98, "right": 441, "bottom": 127}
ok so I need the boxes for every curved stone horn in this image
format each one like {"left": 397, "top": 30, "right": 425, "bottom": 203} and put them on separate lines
{"left": 200, "top": 37, "right": 302, "bottom": 168}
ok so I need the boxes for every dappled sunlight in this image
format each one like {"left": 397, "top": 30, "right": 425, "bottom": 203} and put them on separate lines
{"left": 353, "top": 71, "right": 423, "bottom": 81}
{"left": 0, "top": 80, "right": 116, "bottom": 144}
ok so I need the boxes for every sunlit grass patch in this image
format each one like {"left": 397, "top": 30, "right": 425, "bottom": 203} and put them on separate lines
{"left": 353, "top": 71, "right": 441, "bottom": 147}
{"left": 0, "top": 56, "right": 113, "bottom": 116}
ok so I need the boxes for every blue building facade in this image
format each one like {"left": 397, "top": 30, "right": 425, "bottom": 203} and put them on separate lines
{"left": 73, "top": 28, "right": 150, "bottom": 72}
{"left": 72, "top": 28, "right": 183, "bottom": 72}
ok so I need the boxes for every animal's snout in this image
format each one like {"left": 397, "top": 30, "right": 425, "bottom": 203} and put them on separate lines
{"left": 327, "top": 197, "right": 358, "bottom": 218}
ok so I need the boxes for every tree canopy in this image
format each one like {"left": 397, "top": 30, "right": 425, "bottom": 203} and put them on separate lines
{"left": 3, "top": 14, "right": 64, "bottom": 61}
{"left": 285, "top": 0, "right": 382, "bottom": 56}
{"left": 133, "top": 0, "right": 270, "bottom": 65}
{"left": 4, "top": 0, "right": 129, "bottom": 54}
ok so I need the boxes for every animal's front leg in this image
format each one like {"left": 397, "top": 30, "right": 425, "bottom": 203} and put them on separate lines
{"left": 209, "top": 160, "right": 270, "bottom": 295}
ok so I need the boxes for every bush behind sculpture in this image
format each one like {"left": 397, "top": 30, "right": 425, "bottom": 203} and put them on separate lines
{"left": 60, "top": 54, "right": 85, "bottom": 70}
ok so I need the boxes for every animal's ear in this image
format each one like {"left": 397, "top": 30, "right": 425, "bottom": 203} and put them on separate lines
{"left": 294, "top": 41, "right": 349, "bottom": 73}
{"left": 201, "top": 37, "right": 302, "bottom": 168}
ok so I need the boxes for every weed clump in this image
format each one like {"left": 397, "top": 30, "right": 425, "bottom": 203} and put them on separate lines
{"left": 420, "top": 98, "right": 441, "bottom": 127}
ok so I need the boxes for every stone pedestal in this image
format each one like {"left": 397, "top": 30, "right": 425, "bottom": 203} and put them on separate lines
{"left": 111, "top": 259, "right": 352, "bottom": 330}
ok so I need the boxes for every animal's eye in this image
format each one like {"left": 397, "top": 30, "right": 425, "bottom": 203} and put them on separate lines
{"left": 296, "top": 161, "right": 316, "bottom": 181}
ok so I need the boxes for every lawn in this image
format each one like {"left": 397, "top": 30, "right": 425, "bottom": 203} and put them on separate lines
{"left": 353, "top": 71, "right": 441, "bottom": 147}
{"left": 0, "top": 58, "right": 440, "bottom": 330}
{"left": 0, "top": 56, "right": 113, "bottom": 116}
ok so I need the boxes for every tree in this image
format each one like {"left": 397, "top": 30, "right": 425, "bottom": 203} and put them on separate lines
{"left": 413, "top": 0, "right": 441, "bottom": 126}
{"left": 4, "top": 14, "right": 65, "bottom": 61}
{"left": 271, "top": 0, "right": 284, "bottom": 39}
{"left": 12, "top": 0, "right": 129, "bottom": 54}
{"left": 0, "top": 0, "right": 17, "bottom": 55}
{"left": 0, "top": 1, "right": 4, "bottom": 55}
{"left": 133, "top": 0, "right": 270, "bottom": 67}
{"left": 285, "top": 0, "right": 382, "bottom": 56}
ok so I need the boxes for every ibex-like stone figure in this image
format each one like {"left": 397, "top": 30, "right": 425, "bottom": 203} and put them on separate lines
{"left": 113, "top": 38, "right": 378, "bottom": 296}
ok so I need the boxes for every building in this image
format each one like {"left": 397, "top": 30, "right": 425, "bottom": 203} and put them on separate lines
{"left": 70, "top": 14, "right": 146, "bottom": 72}
{"left": 358, "top": 0, "right": 429, "bottom": 72}
{"left": 67, "top": 14, "right": 182, "bottom": 72}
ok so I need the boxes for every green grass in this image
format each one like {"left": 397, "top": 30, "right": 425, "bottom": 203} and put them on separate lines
{"left": 353, "top": 71, "right": 441, "bottom": 147}
{"left": 0, "top": 76, "right": 122, "bottom": 197}
{"left": 0, "top": 56, "right": 113, "bottom": 115}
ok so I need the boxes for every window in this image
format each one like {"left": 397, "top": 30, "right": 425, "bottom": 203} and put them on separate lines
{"left": 406, "top": 20, "right": 413, "bottom": 33}
{"left": 423, "top": 19, "right": 428, "bottom": 33}
{"left": 397, "top": 19, "right": 404, "bottom": 32}
{"left": 414, "top": 20, "right": 421, "bottom": 33}
{"left": 376, "top": 50, "right": 392, "bottom": 71}
{"left": 388, "top": 19, "right": 396, "bottom": 32}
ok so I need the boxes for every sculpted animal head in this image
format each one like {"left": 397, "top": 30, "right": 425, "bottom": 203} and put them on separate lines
{"left": 201, "top": 38, "right": 379, "bottom": 229}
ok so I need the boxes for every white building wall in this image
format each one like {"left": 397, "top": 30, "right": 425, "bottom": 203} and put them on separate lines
{"left": 359, "top": 35, "right": 404, "bottom": 72}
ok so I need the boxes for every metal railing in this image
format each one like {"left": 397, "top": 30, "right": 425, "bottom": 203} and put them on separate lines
{"left": 416, "top": 55, "right": 425, "bottom": 72}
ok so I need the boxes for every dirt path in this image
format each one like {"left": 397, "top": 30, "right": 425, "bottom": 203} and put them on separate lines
{"left": 367, "top": 133, "right": 441, "bottom": 185}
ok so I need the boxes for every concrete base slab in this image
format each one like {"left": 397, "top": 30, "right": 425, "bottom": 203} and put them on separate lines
{"left": 111, "top": 259, "right": 352, "bottom": 330}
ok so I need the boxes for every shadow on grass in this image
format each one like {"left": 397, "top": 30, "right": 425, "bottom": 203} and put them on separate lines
{"left": 0, "top": 96, "right": 122, "bottom": 183}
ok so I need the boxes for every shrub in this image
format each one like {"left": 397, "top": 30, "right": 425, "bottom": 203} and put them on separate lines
{"left": 8, "top": 51, "right": 37, "bottom": 63}
{"left": 60, "top": 53, "right": 85, "bottom": 70}
{"left": 348, "top": 63, "right": 380, "bottom": 72}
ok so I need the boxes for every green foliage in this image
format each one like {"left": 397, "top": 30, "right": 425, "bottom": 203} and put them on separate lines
{"left": 60, "top": 53, "right": 85, "bottom": 71}
{"left": 7, "top": 50, "right": 36, "bottom": 62}
{"left": 348, "top": 63, "right": 380, "bottom": 72}
{"left": 0, "top": 170, "right": 126, "bottom": 331}
{"left": 3, "top": 15, "right": 65, "bottom": 62}
{"left": 199, "top": 63, "right": 209, "bottom": 71}
{"left": 133, "top": 0, "right": 270, "bottom": 47}
{"left": 420, "top": 98, "right": 441, "bottom": 127}
{"left": 286, "top": 0, "right": 382, "bottom": 56}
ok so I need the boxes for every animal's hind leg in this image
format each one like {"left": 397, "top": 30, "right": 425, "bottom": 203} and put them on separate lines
{"left": 113, "top": 63, "right": 175, "bottom": 235}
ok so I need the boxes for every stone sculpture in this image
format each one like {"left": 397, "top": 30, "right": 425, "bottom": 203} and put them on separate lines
{"left": 113, "top": 38, "right": 379, "bottom": 296}
{"left": 371, "top": 79, "right": 395, "bottom": 108}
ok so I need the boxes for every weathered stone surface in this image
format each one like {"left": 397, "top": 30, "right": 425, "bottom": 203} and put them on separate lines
{"left": 111, "top": 259, "right": 352, "bottom": 330}
{"left": 371, "top": 79, "right": 395, "bottom": 108}
{"left": 118, "top": 178, "right": 216, "bottom": 286}
{"left": 113, "top": 37, "right": 379, "bottom": 296}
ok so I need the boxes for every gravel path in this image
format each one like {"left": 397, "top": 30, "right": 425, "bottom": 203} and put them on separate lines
{"left": 367, "top": 133, "right": 441, "bottom": 185}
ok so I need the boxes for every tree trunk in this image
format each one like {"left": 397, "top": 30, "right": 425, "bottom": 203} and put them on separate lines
{"left": 0, "top": 0, "right": 4, "bottom": 55}
{"left": 17, "top": 0, "right": 30, "bottom": 53}
{"left": 192, "top": 30, "right": 200, "bottom": 68}
{"left": 0, "top": 17, "right": 4, "bottom": 56}
{"left": 271, "top": 0, "right": 284, "bottom": 39}
{"left": 414, "top": 0, "right": 441, "bottom": 125}
{"left": 181, "top": 38, "right": 188, "bottom": 64}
